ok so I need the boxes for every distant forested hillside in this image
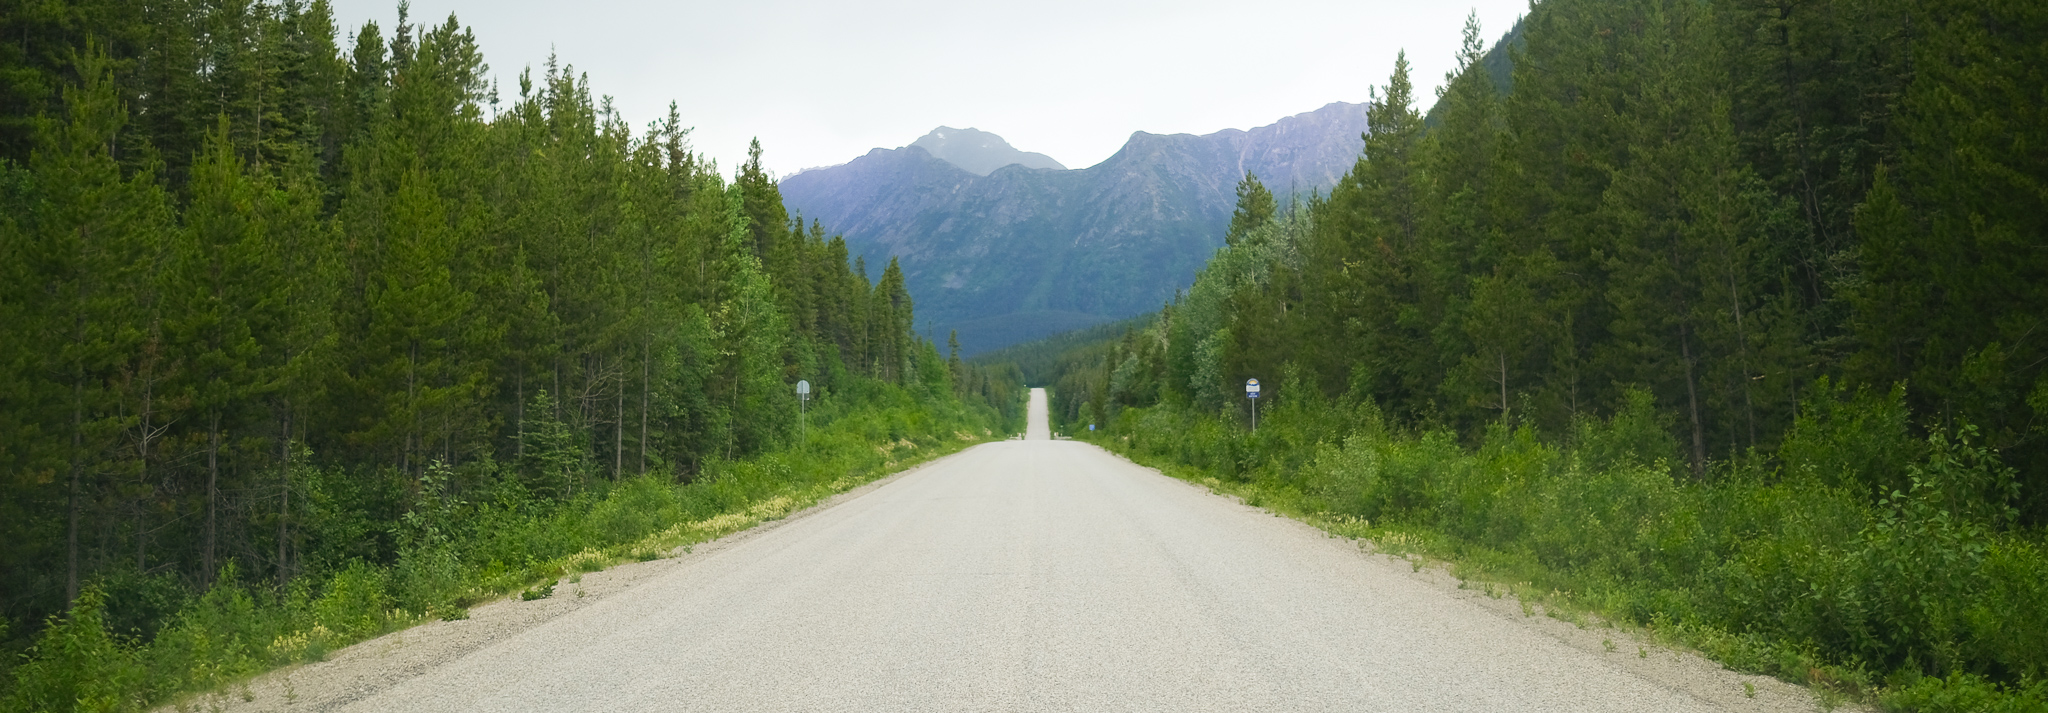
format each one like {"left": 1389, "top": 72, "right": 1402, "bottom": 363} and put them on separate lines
{"left": 1015, "top": 1, "right": 2046, "bottom": 707}
{"left": 1053, "top": 0, "right": 2045, "bottom": 508}
{"left": 779, "top": 103, "right": 1374, "bottom": 355}
{"left": 0, "top": 2, "right": 1021, "bottom": 702}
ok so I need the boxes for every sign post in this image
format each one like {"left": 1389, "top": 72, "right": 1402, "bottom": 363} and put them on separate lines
{"left": 1245, "top": 378, "right": 1261, "bottom": 431}
{"left": 796, "top": 380, "right": 811, "bottom": 445}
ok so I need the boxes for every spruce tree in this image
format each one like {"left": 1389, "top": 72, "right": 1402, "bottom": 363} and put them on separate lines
{"left": 171, "top": 117, "right": 282, "bottom": 583}
{"left": 875, "top": 258, "right": 914, "bottom": 383}
{"left": 21, "top": 45, "right": 173, "bottom": 603}
{"left": 1225, "top": 172, "right": 1275, "bottom": 247}
{"left": 713, "top": 184, "right": 791, "bottom": 456}
{"left": 1851, "top": 0, "right": 2048, "bottom": 516}
{"left": 1299, "top": 51, "right": 1427, "bottom": 417}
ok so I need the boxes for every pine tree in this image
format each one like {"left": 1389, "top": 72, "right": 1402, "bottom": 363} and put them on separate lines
{"left": 0, "top": 3, "right": 994, "bottom": 635}
{"left": 171, "top": 116, "right": 283, "bottom": 583}
{"left": 19, "top": 45, "right": 173, "bottom": 603}
{"left": 131, "top": 0, "right": 209, "bottom": 185}
{"left": 272, "top": 0, "right": 351, "bottom": 179}
{"left": 1423, "top": 12, "right": 1546, "bottom": 427}
{"left": 874, "top": 258, "right": 914, "bottom": 383}
{"left": 257, "top": 138, "right": 337, "bottom": 586}
{"left": 948, "top": 329, "right": 963, "bottom": 391}
{"left": 1298, "top": 51, "right": 1428, "bottom": 417}
{"left": 1225, "top": 172, "right": 1275, "bottom": 247}
{"left": 712, "top": 184, "right": 792, "bottom": 456}
{"left": 1723, "top": 0, "right": 1913, "bottom": 334}
{"left": 1850, "top": 0, "right": 2048, "bottom": 516}
{"left": 0, "top": 0, "right": 148, "bottom": 164}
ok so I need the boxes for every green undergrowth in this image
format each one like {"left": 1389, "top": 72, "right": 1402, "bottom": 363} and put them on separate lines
{"left": 2, "top": 392, "right": 999, "bottom": 713}
{"left": 1085, "top": 391, "right": 2048, "bottom": 713}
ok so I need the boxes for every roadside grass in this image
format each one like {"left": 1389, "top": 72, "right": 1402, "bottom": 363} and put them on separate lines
{"left": 1086, "top": 391, "right": 2048, "bottom": 713}
{"left": 3, "top": 392, "right": 1001, "bottom": 713}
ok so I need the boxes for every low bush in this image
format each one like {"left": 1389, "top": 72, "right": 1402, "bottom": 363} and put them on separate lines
{"left": 2, "top": 389, "right": 1000, "bottom": 712}
{"left": 1094, "top": 389, "right": 2048, "bottom": 712}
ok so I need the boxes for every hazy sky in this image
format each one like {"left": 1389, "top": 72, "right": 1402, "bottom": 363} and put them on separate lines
{"left": 327, "top": 0, "right": 1529, "bottom": 178}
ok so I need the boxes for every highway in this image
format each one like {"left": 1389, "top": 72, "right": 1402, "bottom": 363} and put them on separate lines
{"left": 221, "top": 388, "right": 1809, "bottom": 712}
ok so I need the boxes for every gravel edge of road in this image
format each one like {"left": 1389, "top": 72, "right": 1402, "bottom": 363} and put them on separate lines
{"left": 1085, "top": 443, "right": 1862, "bottom": 713}
{"left": 182, "top": 438, "right": 1861, "bottom": 713}
{"left": 168, "top": 445, "right": 979, "bottom": 713}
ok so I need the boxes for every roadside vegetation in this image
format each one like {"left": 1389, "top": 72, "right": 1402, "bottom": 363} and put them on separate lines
{"left": 8, "top": 385, "right": 1007, "bottom": 712}
{"left": 1003, "top": 0, "right": 2048, "bottom": 710}
{"left": 0, "top": 2, "right": 1024, "bottom": 710}
{"left": 1079, "top": 393, "right": 2044, "bottom": 712}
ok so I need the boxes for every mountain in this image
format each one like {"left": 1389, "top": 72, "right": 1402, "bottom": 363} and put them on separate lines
{"left": 909, "top": 126, "right": 1067, "bottom": 175}
{"left": 780, "top": 102, "right": 1371, "bottom": 354}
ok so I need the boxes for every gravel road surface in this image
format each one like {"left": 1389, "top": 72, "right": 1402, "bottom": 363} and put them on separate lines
{"left": 208, "top": 388, "right": 1825, "bottom": 712}
{"left": 1025, "top": 387, "right": 1050, "bottom": 440}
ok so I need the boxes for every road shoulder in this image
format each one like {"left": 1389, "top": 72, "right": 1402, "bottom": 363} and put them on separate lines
{"left": 1079, "top": 439, "right": 1861, "bottom": 713}
{"left": 171, "top": 445, "right": 984, "bottom": 713}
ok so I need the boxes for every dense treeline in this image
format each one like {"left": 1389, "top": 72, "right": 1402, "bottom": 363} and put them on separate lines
{"left": 1068, "top": 0, "right": 2046, "bottom": 517}
{"left": 1034, "top": 0, "right": 2046, "bottom": 706}
{"left": 0, "top": 0, "right": 1022, "bottom": 691}
{"left": 970, "top": 314, "right": 1150, "bottom": 429}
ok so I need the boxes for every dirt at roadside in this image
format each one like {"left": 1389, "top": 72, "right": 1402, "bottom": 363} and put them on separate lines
{"left": 174, "top": 444, "right": 1859, "bottom": 713}
{"left": 1148, "top": 460, "right": 1866, "bottom": 713}
{"left": 161, "top": 459, "right": 944, "bottom": 713}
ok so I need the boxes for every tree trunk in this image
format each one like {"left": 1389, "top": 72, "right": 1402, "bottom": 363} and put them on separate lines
{"left": 1727, "top": 271, "right": 1757, "bottom": 450}
{"left": 136, "top": 354, "right": 158, "bottom": 573}
{"left": 406, "top": 340, "right": 418, "bottom": 474}
{"left": 1680, "top": 324, "right": 1706, "bottom": 479}
{"left": 277, "top": 411, "right": 291, "bottom": 588}
{"left": 135, "top": 502, "right": 147, "bottom": 572}
{"left": 729, "top": 373, "right": 742, "bottom": 461}
{"left": 204, "top": 411, "right": 221, "bottom": 586}
{"left": 640, "top": 339, "right": 649, "bottom": 476}
{"left": 1498, "top": 352, "right": 1509, "bottom": 419}
{"left": 67, "top": 376, "right": 83, "bottom": 605}
{"left": 615, "top": 377, "right": 624, "bottom": 480}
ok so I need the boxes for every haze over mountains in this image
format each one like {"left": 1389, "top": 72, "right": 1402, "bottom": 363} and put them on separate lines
{"left": 909, "top": 127, "right": 1066, "bottom": 175}
{"left": 780, "top": 102, "right": 1371, "bottom": 354}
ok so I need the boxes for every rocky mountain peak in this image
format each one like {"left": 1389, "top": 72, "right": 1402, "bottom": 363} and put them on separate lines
{"left": 909, "top": 127, "right": 1067, "bottom": 176}
{"left": 780, "top": 102, "right": 1372, "bottom": 354}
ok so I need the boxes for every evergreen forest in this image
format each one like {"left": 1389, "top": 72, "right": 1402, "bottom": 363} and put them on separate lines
{"left": 1020, "top": 0, "right": 2048, "bottom": 708}
{"left": 0, "top": 1, "right": 1021, "bottom": 708}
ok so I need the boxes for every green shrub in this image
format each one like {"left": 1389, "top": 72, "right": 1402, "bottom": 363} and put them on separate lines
{"left": 1778, "top": 379, "right": 1918, "bottom": 498}
{"left": 0, "top": 388, "right": 1015, "bottom": 711}
{"left": 1571, "top": 388, "right": 1680, "bottom": 476}
{"left": 312, "top": 562, "right": 390, "bottom": 640}
{"left": 142, "top": 565, "right": 275, "bottom": 695}
{"left": 1099, "top": 388, "right": 2048, "bottom": 711}
{"left": 1884, "top": 673, "right": 2048, "bottom": 713}
{"left": 4, "top": 588, "right": 140, "bottom": 713}
{"left": 1970, "top": 539, "right": 2048, "bottom": 681}
{"left": 96, "top": 570, "right": 191, "bottom": 642}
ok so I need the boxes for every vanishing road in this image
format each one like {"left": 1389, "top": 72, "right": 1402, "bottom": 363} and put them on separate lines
{"left": 255, "top": 388, "right": 1808, "bottom": 712}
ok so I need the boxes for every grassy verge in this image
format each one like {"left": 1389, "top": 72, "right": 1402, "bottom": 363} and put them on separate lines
{"left": 3, "top": 390, "right": 1001, "bottom": 713}
{"left": 1083, "top": 394, "right": 2047, "bottom": 713}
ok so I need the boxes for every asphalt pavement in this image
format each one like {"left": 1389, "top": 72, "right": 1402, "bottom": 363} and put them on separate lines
{"left": 299, "top": 387, "right": 1785, "bottom": 712}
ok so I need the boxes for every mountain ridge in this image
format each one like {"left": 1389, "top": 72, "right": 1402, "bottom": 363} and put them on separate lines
{"left": 909, "top": 126, "right": 1067, "bottom": 175}
{"left": 780, "top": 101, "right": 1371, "bottom": 354}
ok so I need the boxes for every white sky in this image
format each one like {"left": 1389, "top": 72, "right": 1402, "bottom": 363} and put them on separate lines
{"left": 327, "top": 0, "right": 1529, "bottom": 178}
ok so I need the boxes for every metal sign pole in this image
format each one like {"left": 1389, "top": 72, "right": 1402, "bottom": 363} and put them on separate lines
{"left": 1245, "top": 378, "right": 1260, "bottom": 432}
{"left": 796, "top": 380, "right": 811, "bottom": 445}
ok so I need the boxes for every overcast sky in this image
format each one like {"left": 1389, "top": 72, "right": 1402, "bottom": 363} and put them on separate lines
{"left": 327, "top": 0, "right": 1529, "bottom": 178}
